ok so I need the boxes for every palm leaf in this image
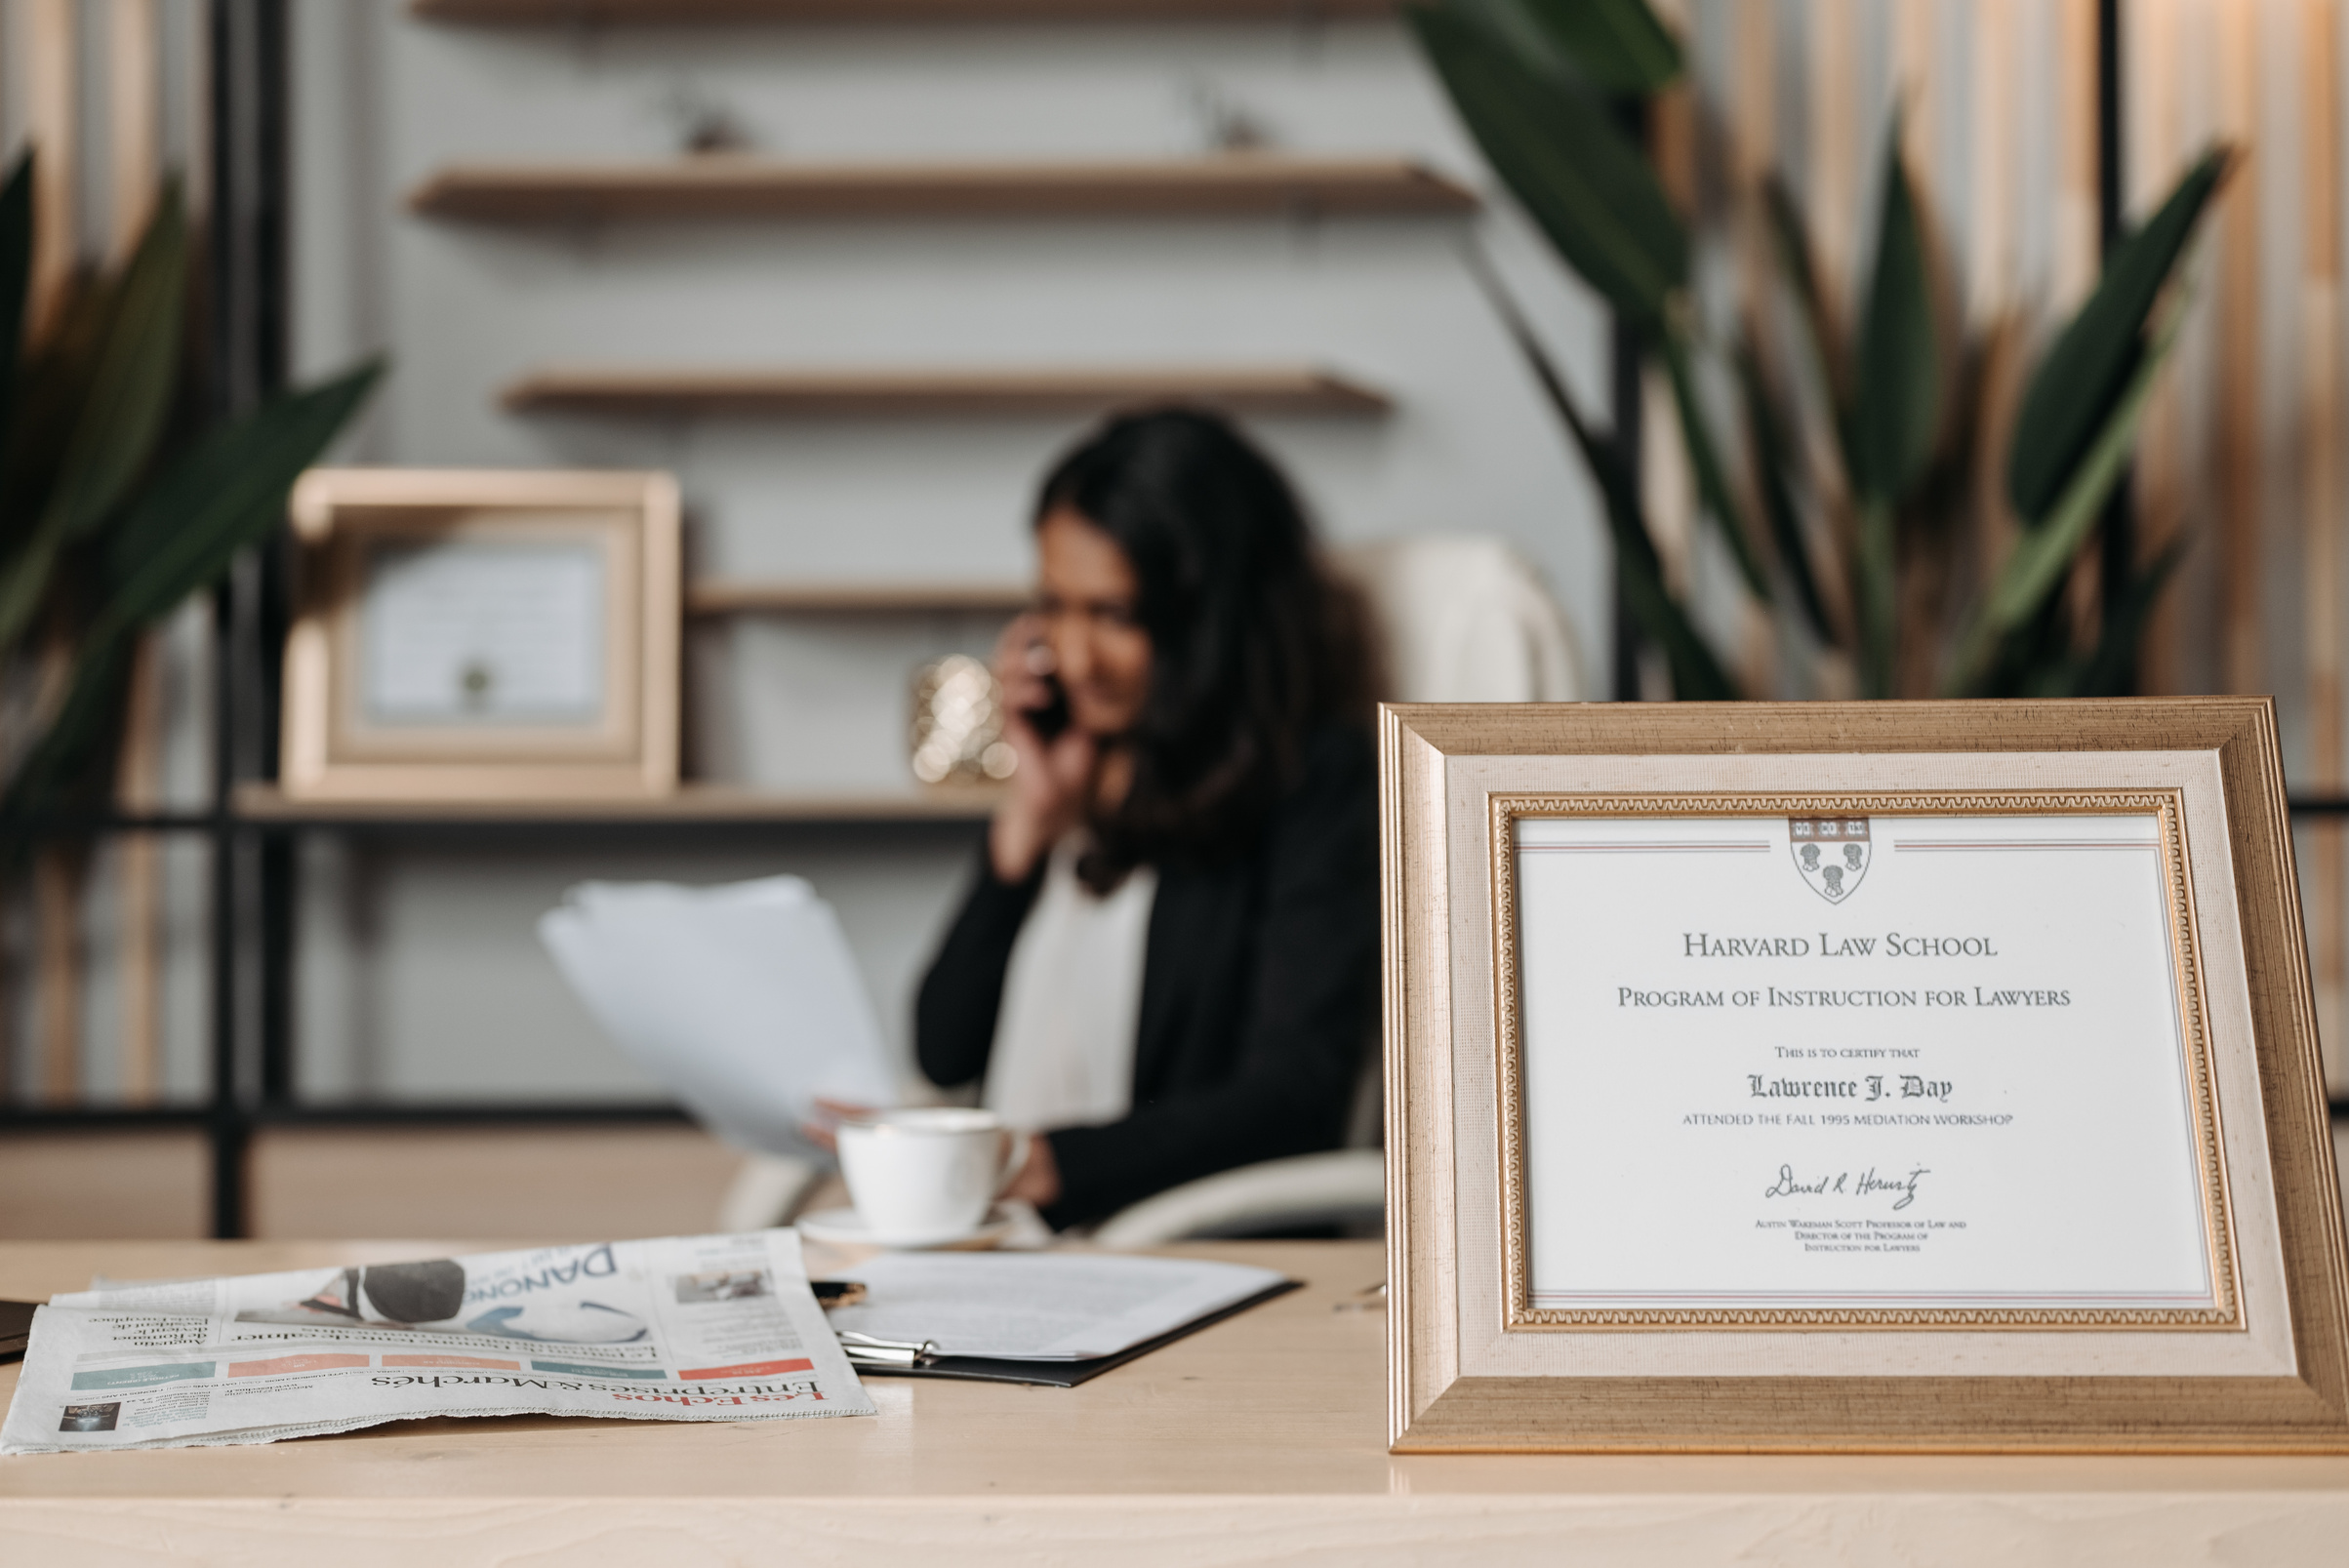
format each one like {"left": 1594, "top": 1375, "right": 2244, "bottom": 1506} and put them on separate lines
{"left": 2005, "top": 146, "right": 2228, "bottom": 525}
{"left": 1847, "top": 126, "right": 1937, "bottom": 697}
{"left": 1508, "top": 0, "right": 1681, "bottom": 96}
{"left": 1850, "top": 126, "right": 1939, "bottom": 503}
{"left": 6, "top": 360, "right": 385, "bottom": 821}
{"left": 44, "top": 181, "right": 187, "bottom": 543}
{"left": 1735, "top": 343, "right": 1835, "bottom": 643}
{"left": 0, "top": 151, "right": 31, "bottom": 445}
{"left": 0, "top": 189, "right": 189, "bottom": 655}
{"left": 0, "top": 272, "right": 107, "bottom": 559}
{"left": 93, "top": 360, "right": 385, "bottom": 642}
{"left": 1410, "top": 2, "right": 1686, "bottom": 329}
{"left": 1463, "top": 247, "right": 1733, "bottom": 698}
{"left": 1945, "top": 306, "right": 2183, "bottom": 694}
{"left": 1762, "top": 173, "right": 1855, "bottom": 471}
{"left": 2062, "top": 536, "right": 2189, "bottom": 698}
{"left": 1659, "top": 333, "right": 1772, "bottom": 601}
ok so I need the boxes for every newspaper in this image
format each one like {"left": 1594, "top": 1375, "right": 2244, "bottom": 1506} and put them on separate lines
{"left": 2, "top": 1229, "right": 872, "bottom": 1455}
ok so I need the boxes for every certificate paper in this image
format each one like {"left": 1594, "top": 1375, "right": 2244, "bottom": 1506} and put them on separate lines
{"left": 1501, "top": 795, "right": 2232, "bottom": 1328}
{"left": 361, "top": 539, "right": 606, "bottom": 725}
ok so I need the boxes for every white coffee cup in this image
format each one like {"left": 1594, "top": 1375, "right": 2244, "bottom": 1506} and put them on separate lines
{"left": 835, "top": 1107, "right": 1029, "bottom": 1246}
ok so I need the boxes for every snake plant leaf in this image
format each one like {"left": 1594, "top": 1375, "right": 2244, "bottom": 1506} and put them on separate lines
{"left": 4, "top": 358, "right": 385, "bottom": 823}
{"left": 8, "top": 358, "right": 384, "bottom": 825}
{"left": 1509, "top": 0, "right": 1682, "bottom": 96}
{"left": 1735, "top": 344, "right": 1835, "bottom": 644}
{"left": 0, "top": 639, "right": 134, "bottom": 825}
{"left": 1462, "top": 244, "right": 1733, "bottom": 698}
{"left": 2005, "top": 145, "right": 2228, "bottom": 526}
{"left": 1659, "top": 335, "right": 1771, "bottom": 602}
{"left": 1850, "top": 128, "right": 1938, "bottom": 503}
{"left": 93, "top": 359, "right": 385, "bottom": 644}
{"left": 44, "top": 180, "right": 186, "bottom": 543}
{"left": 1762, "top": 172, "right": 1856, "bottom": 472}
{"left": 0, "top": 151, "right": 31, "bottom": 445}
{"left": 1555, "top": 376, "right": 1737, "bottom": 700}
{"left": 1845, "top": 128, "right": 1935, "bottom": 697}
{"left": 0, "top": 184, "right": 193, "bottom": 656}
{"left": 1945, "top": 305, "right": 2182, "bottom": 695}
{"left": 0, "top": 275, "right": 107, "bottom": 585}
{"left": 2062, "top": 536, "right": 2189, "bottom": 698}
{"left": 1410, "top": 1, "right": 1687, "bottom": 329}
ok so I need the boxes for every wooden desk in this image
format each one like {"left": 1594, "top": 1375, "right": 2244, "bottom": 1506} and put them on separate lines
{"left": 4, "top": 1239, "right": 2348, "bottom": 1565}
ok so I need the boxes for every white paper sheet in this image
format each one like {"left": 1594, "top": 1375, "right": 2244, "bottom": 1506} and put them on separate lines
{"left": 539, "top": 876, "right": 897, "bottom": 1157}
{"left": 1514, "top": 811, "right": 2217, "bottom": 1312}
{"left": 822, "top": 1253, "right": 1290, "bottom": 1360}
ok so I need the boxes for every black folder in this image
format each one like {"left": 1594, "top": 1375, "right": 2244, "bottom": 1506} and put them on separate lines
{"left": 1, "top": 1299, "right": 36, "bottom": 1362}
{"left": 844, "top": 1277, "right": 1299, "bottom": 1388}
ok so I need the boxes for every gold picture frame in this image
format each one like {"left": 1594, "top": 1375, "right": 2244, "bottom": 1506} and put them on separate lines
{"left": 279, "top": 468, "right": 680, "bottom": 802}
{"left": 1383, "top": 699, "right": 2349, "bottom": 1452}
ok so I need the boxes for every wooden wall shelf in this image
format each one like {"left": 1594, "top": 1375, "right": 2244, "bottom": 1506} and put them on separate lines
{"left": 502, "top": 365, "right": 1391, "bottom": 417}
{"left": 409, "top": 156, "right": 1476, "bottom": 223}
{"left": 414, "top": 1, "right": 1397, "bottom": 24}
{"left": 234, "top": 783, "right": 1000, "bottom": 825}
{"left": 686, "top": 581, "right": 1030, "bottom": 615}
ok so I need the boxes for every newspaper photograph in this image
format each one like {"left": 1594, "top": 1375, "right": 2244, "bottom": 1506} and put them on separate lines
{"left": 2, "top": 1228, "right": 872, "bottom": 1454}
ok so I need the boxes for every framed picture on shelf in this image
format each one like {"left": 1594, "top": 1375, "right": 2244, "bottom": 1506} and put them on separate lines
{"left": 280, "top": 468, "right": 680, "bottom": 801}
{"left": 1382, "top": 699, "right": 2349, "bottom": 1453}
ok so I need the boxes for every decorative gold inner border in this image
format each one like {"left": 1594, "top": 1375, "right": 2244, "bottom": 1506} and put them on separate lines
{"left": 1489, "top": 789, "right": 2240, "bottom": 1332}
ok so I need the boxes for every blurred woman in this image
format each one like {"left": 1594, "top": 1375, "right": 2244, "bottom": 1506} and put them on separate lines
{"left": 915, "top": 408, "right": 1381, "bottom": 1228}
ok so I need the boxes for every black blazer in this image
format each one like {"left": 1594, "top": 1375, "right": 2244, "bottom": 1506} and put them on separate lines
{"left": 914, "top": 725, "right": 1380, "bottom": 1228}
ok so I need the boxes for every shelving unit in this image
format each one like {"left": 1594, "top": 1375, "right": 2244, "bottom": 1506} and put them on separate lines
{"left": 409, "top": 156, "right": 1478, "bottom": 222}
{"left": 413, "top": 0, "right": 1397, "bottom": 21}
{"left": 502, "top": 365, "right": 1392, "bottom": 417}
{"left": 233, "top": 782, "right": 1001, "bottom": 825}
{"left": 686, "top": 580, "right": 1030, "bottom": 615}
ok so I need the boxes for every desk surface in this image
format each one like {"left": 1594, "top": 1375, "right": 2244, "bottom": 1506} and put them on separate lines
{"left": 5, "top": 1239, "right": 2349, "bottom": 1566}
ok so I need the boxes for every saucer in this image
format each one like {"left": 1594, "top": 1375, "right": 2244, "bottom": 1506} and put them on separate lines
{"left": 795, "top": 1204, "right": 1016, "bottom": 1252}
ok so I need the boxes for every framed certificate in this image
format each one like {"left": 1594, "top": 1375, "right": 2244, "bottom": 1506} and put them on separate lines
{"left": 280, "top": 469, "right": 680, "bottom": 801}
{"left": 1383, "top": 701, "right": 2349, "bottom": 1452}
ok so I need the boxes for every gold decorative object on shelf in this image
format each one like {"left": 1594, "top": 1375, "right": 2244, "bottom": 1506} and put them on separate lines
{"left": 910, "top": 656, "right": 1016, "bottom": 786}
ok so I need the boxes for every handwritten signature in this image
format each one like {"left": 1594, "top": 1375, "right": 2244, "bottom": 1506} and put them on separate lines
{"left": 1762, "top": 1163, "right": 1930, "bottom": 1210}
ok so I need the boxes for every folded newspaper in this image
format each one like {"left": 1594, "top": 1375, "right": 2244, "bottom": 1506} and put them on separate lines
{"left": 2, "top": 1229, "right": 872, "bottom": 1454}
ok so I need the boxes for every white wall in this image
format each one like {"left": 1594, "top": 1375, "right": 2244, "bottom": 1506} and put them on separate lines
{"left": 286, "top": 2, "right": 1612, "bottom": 1100}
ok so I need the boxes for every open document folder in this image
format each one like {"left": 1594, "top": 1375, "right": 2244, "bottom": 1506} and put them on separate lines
{"left": 539, "top": 876, "right": 896, "bottom": 1157}
{"left": 823, "top": 1253, "right": 1298, "bottom": 1387}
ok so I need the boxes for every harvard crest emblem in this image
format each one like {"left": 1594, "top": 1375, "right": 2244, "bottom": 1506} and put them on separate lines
{"left": 1790, "top": 816, "right": 1871, "bottom": 904}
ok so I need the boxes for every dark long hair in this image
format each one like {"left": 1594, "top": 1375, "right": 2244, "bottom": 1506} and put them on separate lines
{"left": 1035, "top": 409, "right": 1372, "bottom": 891}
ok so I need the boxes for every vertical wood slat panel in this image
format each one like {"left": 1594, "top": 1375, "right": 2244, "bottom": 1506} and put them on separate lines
{"left": 2057, "top": 0, "right": 2105, "bottom": 312}
{"left": 107, "top": 0, "right": 159, "bottom": 263}
{"left": 115, "top": 638, "right": 165, "bottom": 1104}
{"left": 2303, "top": 0, "right": 2349, "bottom": 1088}
{"left": 1968, "top": 0, "right": 2021, "bottom": 324}
{"left": 109, "top": 0, "right": 167, "bottom": 1104}
{"left": 2128, "top": 0, "right": 2196, "bottom": 700}
{"left": 1809, "top": 0, "right": 1862, "bottom": 309}
{"left": 21, "top": 0, "right": 76, "bottom": 341}
{"left": 19, "top": 0, "right": 83, "bottom": 1103}
{"left": 2217, "top": 0, "right": 2266, "bottom": 698}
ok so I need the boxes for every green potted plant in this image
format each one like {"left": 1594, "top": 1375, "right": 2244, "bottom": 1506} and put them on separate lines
{"left": 1411, "top": 0, "right": 2228, "bottom": 700}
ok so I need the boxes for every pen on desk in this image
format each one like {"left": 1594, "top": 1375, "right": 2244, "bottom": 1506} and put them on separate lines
{"left": 811, "top": 1279, "right": 866, "bottom": 1308}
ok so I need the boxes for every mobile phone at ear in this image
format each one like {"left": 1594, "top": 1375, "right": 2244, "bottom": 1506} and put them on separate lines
{"left": 1024, "top": 673, "right": 1071, "bottom": 742}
